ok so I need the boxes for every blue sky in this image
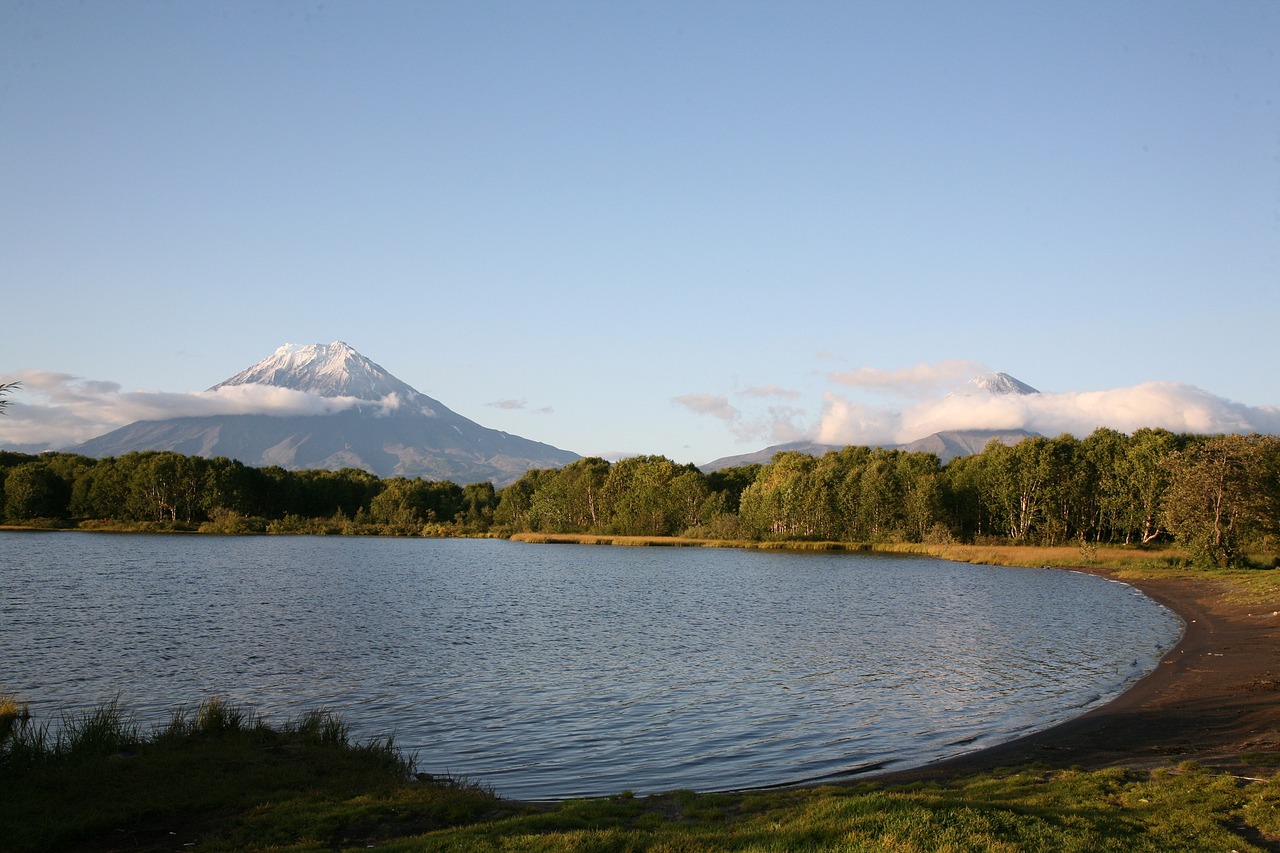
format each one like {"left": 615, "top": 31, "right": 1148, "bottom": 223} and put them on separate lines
{"left": 2, "top": 1, "right": 1278, "bottom": 464}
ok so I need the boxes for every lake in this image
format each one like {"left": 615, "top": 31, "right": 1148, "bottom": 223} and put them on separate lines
{"left": 0, "top": 532, "right": 1181, "bottom": 800}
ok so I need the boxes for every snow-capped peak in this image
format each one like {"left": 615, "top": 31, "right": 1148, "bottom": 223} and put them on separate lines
{"left": 211, "top": 341, "right": 427, "bottom": 404}
{"left": 967, "top": 372, "right": 1039, "bottom": 395}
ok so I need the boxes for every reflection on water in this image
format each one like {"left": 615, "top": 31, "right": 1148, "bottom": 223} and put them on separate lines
{"left": 0, "top": 533, "right": 1180, "bottom": 799}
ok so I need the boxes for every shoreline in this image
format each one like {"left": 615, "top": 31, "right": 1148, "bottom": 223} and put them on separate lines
{"left": 871, "top": 565, "right": 1280, "bottom": 783}
{"left": 505, "top": 534, "right": 1280, "bottom": 783}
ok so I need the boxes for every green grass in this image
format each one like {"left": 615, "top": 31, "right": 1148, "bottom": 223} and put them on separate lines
{"left": 0, "top": 698, "right": 511, "bottom": 852}
{"left": 319, "top": 766, "right": 1278, "bottom": 852}
{"left": 2, "top": 698, "right": 1277, "bottom": 851}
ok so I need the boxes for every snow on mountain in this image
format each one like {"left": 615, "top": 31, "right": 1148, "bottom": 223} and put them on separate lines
{"left": 962, "top": 372, "right": 1040, "bottom": 396}
{"left": 211, "top": 341, "right": 432, "bottom": 411}
{"left": 72, "top": 342, "right": 580, "bottom": 484}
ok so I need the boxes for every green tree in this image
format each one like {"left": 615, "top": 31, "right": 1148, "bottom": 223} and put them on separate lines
{"left": 856, "top": 448, "right": 910, "bottom": 541}
{"left": 493, "top": 468, "right": 556, "bottom": 531}
{"left": 369, "top": 478, "right": 463, "bottom": 528}
{"left": 125, "top": 452, "right": 205, "bottom": 523}
{"left": 827, "top": 446, "right": 871, "bottom": 540}
{"left": 601, "top": 455, "right": 708, "bottom": 536}
{"left": 1163, "top": 434, "right": 1279, "bottom": 567}
{"left": 368, "top": 478, "right": 419, "bottom": 527}
{"left": 1037, "top": 434, "right": 1082, "bottom": 544}
{"left": 896, "top": 451, "right": 944, "bottom": 542}
{"left": 1078, "top": 428, "right": 1131, "bottom": 543}
{"left": 939, "top": 452, "right": 989, "bottom": 540}
{"left": 460, "top": 481, "right": 497, "bottom": 530}
{"left": 739, "top": 452, "right": 833, "bottom": 539}
{"left": 705, "top": 464, "right": 761, "bottom": 515}
{"left": 70, "top": 457, "right": 134, "bottom": 519}
{"left": 3, "top": 461, "right": 68, "bottom": 521}
{"left": 1117, "top": 428, "right": 1183, "bottom": 544}
{"left": 202, "top": 457, "right": 258, "bottom": 517}
{"left": 527, "top": 457, "right": 611, "bottom": 532}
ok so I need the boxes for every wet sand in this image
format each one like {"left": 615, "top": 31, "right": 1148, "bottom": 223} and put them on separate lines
{"left": 881, "top": 568, "right": 1280, "bottom": 781}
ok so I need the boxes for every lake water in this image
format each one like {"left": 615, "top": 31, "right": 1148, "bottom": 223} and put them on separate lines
{"left": 0, "top": 532, "right": 1181, "bottom": 800}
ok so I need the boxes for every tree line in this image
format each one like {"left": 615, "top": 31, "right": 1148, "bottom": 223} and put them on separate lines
{"left": 2, "top": 427, "right": 1277, "bottom": 567}
{"left": 0, "top": 451, "right": 498, "bottom": 535}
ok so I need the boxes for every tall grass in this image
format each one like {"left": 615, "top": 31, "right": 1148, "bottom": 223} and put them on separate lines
{"left": 0, "top": 696, "right": 141, "bottom": 768}
{"left": 0, "top": 697, "right": 498, "bottom": 853}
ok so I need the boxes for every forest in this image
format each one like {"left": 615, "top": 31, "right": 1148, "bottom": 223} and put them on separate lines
{"left": 1, "top": 427, "right": 1277, "bottom": 569}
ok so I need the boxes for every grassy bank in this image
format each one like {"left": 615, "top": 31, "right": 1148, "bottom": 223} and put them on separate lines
{"left": 3, "top": 696, "right": 1278, "bottom": 851}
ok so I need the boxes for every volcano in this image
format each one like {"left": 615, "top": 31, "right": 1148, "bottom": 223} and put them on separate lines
{"left": 71, "top": 342, "right": 580, "bottom": 484}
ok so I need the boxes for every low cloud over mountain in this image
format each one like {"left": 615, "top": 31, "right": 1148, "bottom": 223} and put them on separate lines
{"left": 0, "top": 369, "right": 383, "bottom": 450}
{"left": 1, "top": 342, "right": 579, "bottom": 484}
{"left": 816, "top": 379, "right": 1280, "bottom": 447}
{"left": 676, "top": 360, "right": 1280, "bottom": 456}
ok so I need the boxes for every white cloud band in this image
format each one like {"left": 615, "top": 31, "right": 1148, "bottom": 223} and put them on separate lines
{"left": 0, "top": 370, "right": 396, "bottom": 451}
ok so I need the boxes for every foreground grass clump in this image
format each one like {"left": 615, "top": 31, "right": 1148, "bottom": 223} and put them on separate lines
{"left": 0, "top": 697, "right": 508, "bottom": 852}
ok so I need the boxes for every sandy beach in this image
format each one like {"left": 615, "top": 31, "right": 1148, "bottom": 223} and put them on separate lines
{"left": 882, "top": 567, "right": 1280, "bottom": 782}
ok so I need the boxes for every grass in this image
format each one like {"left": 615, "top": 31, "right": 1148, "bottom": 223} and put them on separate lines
{"left": 4, "top": 697, "right": 1277, "bottom": 851}
{"left": 274, "top": 766, "right": 1280, "bottom": 851}
{"left": 0, "top": 698, "right": 510, "bottom": 852}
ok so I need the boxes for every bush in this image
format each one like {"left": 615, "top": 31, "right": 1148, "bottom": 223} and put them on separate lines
{"left": 199, "top": 508, "right": 268, "bottom": 534}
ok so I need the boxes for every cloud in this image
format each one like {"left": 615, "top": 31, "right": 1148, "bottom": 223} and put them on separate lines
{"left": 674, "top": 394, "right": 809, "bottom": 447}
{"left": 828, "top": 359, "right": 985, "bottom": 396}
{"left": 732, "top": 405, "right": 810, "bottom": 445}
{"left": 674, "top": 393, "right": 739, "bottom": 422}
{"left": 742, "top": 384, "right": 802, "bottom": 401}
{"left": 816, "top": 381, "right": 1280, "bottom": 447}
{"left": 0, "top": 370, "right": 392, "bottom": 451}
{"left": 682, "top": 357, "right": 1280, "bottom": 458}
{"left": 486, "top": 398, "right": 553, "bottom": 414}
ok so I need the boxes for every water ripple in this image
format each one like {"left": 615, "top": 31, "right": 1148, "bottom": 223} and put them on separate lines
{"left": 0, "top": 533, "right": 1180, "bottom": 799}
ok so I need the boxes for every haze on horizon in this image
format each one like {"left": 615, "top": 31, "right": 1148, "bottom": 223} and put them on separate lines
{"left": 2, "top": 2, "right": 1277, "bottom": 464}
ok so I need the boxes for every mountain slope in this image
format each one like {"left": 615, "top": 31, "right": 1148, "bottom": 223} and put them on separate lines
{"left": 72, "top": 342, "right": 579, "bottom": 484}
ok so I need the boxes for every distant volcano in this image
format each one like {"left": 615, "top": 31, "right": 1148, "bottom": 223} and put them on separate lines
{"left": 702, "top": 370, "right": 1042, "bottom": 470}
{"left": 72, "top": 342, "right": 580, "bottom": 484}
